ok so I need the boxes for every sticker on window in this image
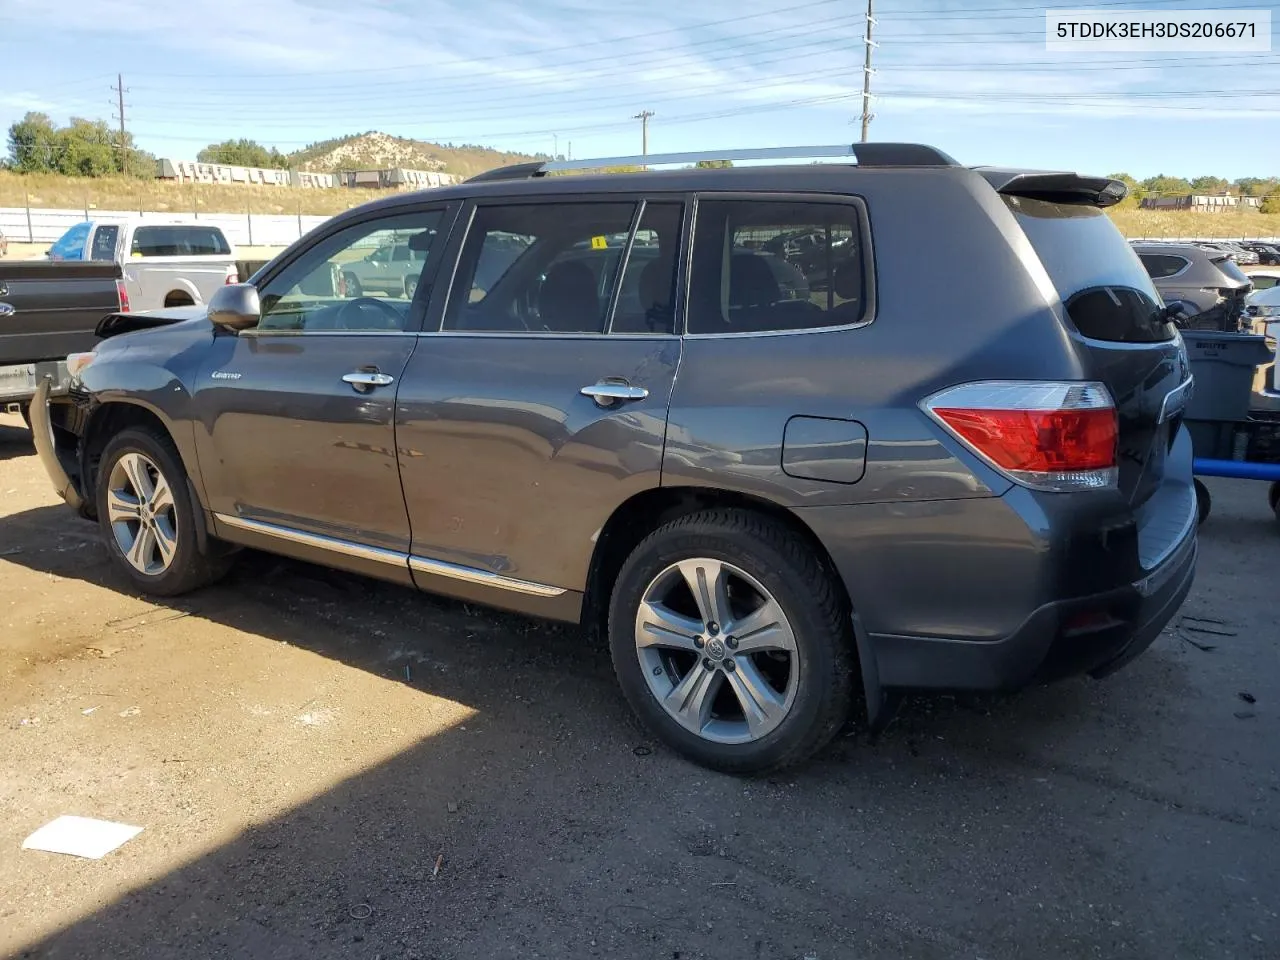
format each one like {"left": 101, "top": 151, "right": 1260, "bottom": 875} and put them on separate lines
{"left": 590, "top": 236, "right": 608, "bottom": 250}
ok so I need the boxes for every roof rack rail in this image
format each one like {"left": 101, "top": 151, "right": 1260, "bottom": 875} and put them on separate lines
{"left": 465, "top": 143, "right": 958, "bottom": 183}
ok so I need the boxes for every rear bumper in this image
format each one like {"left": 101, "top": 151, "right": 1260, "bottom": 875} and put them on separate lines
{"left": 867, "top": 521, "right": 1196, "bottom": 692}
{"left": 0, "top": 359, "right": 71, "bottom": 403}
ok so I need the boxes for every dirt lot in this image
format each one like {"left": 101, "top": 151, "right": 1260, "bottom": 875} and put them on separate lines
{"left": 0, "top": 412, "right": 1277, "bottom": 960}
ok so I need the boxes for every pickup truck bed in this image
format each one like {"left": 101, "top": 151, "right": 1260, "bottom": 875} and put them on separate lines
{"left": 0, "top": 261, "right": 122, "bottom": 403}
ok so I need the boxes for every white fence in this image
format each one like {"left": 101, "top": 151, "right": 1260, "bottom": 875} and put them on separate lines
{"left": 0, "top": 206, "right": 335, "bottom": 248}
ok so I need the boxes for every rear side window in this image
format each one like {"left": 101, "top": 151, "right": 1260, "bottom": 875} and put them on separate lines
{"left": 1212, "top": 256, "right": 1249, "bottom": 285}
{"left": 131, "top": 225, "right": 231, "bottom": 257}
{"left": 1137, "top": 254, "right": 1188, "bottom": 279}
{"left": 1006, "top": 196, "right": 1174, "bottom": 343}
{"left": 687, "top": 199, "right": 865, "bottom": 335}
{"left": 90, "top": 225, "right": 120, "bottom": 261}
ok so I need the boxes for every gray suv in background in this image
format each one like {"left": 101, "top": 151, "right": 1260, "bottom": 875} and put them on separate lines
{"left": 1132, "top": 242, "right": 1253, "bottom": 330}
{"left": 32, "top": 144, "right": 1197, "bottom": 773}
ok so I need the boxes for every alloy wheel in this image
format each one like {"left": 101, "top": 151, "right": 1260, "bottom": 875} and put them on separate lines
{"left": 634, "top": 558, "right": 799, "bottom": 745}
{"left": 106, "top": 452, "right": 178, "bottom": 576}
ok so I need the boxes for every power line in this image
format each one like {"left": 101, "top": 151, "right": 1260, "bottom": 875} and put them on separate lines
{"left": 134, "top": 0, "right": 851, "bottom": 80}
{"left": 131, "top": 19, "right": 866, "bottom": 106}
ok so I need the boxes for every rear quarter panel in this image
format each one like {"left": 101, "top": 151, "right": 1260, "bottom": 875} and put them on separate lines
{"left": 664, "top": 168, "right": 1085, "bottom": 508}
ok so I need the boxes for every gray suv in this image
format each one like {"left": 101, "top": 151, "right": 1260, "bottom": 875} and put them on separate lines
{"left": 1132, "top": 242, "right": 1253, "bottom": 330}
{"left": 32, "top": 144, "right": 1197, "bottom": 773}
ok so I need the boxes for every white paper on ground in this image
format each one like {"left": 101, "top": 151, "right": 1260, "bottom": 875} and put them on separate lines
{"left": 21, "top": 815, "right": 144, "bottom": 859}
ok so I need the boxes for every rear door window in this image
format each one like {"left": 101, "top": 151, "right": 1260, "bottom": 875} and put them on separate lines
{"left": 131, "top": 225, "right": 232, "bottom": 257}
{"left": 1006, "top": 196, "right": 1174, "bottom": 343}
{"left": 443, "top": 202, "right": 637, "bottom": 334}
{"left": 687, "top": 198, "right": 866, "bottom": 335}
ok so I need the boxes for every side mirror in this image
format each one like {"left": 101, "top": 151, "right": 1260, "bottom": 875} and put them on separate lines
{"left": 209, "top": 283, "right": 261, "bottom": 332}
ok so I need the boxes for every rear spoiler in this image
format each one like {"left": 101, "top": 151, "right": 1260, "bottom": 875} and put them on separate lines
{"left": 973, "top": 167, "right": 1128, "bottom": 208}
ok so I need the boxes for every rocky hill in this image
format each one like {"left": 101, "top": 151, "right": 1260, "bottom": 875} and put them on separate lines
{"left": 290, "top": 132, "right": 543, "bottom": 179}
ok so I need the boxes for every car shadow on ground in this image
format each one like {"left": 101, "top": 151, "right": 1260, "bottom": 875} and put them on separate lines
{"left": 0, "top": 500, "right": 1254, "bottom": 960}
{"left": 0, "top": 421, "right": 33, "bottom": 462}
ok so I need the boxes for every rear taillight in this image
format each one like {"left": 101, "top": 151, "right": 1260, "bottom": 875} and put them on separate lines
{"left": 225, "top": 267, "right": 239, "bottom": 285}
{"left": 115, "top": 279, "right": 130, "bottom": 313}
{"left": 922, "top": 381, "right": 1117, "bottom": 492}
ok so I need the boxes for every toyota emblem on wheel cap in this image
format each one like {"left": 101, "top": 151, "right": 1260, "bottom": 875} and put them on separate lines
{"left": 706, "top": 638, "right": 726, "bottom": 660}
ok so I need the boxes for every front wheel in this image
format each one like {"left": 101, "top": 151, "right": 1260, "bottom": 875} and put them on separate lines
{"left": 404, "top": 275, "right": 418, "bottom": 300}
{"left": 608, "top": 509, "right": 854, "bottom": 774}
{"left": 96, "top": 427, "right": 233, "bottom": 596}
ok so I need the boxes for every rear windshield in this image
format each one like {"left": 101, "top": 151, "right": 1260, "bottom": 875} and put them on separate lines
{"left": 1005, "top": 196, "right": 1175, "bottom": 343}
{"left": 130, "top": 225, "right": 231, "bottom": 257}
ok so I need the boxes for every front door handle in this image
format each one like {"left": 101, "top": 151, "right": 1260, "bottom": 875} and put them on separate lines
{"left": 342, "top": 370, "right": 395, "bottom": 389}
{"left": 580, "top": 380, "right": 649, "bottom": 407}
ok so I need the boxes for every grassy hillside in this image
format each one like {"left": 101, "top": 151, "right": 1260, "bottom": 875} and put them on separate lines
{"left": 0, "top": 170, "right": 385, "bottom": 216}
{"left": 290, "top": 132, "right": 542, "bottom": 178}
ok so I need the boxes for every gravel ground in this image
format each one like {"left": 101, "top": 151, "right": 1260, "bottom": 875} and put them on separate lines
{"left": 0, "top": 411, "right": 1276, "bottom": 960}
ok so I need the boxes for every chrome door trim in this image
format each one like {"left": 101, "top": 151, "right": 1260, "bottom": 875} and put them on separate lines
{"left": 214, "top": 513, "right": 409, "bottom": 568}
{"left": 213, "top": 512, "right": 567, "bottom": 597}
{"left": 408, "top": 555, "right": 567, "bottom": 597}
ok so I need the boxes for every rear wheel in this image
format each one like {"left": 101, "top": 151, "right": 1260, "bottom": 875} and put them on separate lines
{"left": 96, "top": 427, "right": 233, "bottom": 596}
{"left": 608, "top": 509, "right": 853, "bottom": 774}
{"left": 1269, "top": 481, "right": 1280, "bottom": 523}
{"left": 1195, "top": 478, "right": 1212, "bottom": 525}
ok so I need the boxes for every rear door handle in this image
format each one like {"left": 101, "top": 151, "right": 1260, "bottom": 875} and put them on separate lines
{"left": 342, "top": 371, "right": 395, "bottom": 389}
{"left": 580, "top": 380, "right": 649, "bottom": 407}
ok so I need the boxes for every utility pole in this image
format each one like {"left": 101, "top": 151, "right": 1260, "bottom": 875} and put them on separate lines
{"left": 860, "top": 0, "right": 876, "bottom": 142}
{"left": 111, "top": 73, "right": 130, "bottom": 175}
{"left": 634, "top": 110, "right": 655, "bottom": 157}
{"left": 553, "top": 133, "right": 559, "bottom": 160}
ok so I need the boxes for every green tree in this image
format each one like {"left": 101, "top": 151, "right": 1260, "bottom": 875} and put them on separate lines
{"left": 1261, "top": 196, "right": 1280, "bottom": 215}
{"left": 198, "top": 138, "right": 290, "bottom": 169}
{"left": 1140, "top": 174, "right": 1193, "bottom": 196}
{"left": 1237, "top": 177, "right": 1280, "bottom": 198}
{"left": 1190, "top": 175, "right": 1230, "bottom": 194}
{"left": 6, "top": 112, "right": 62, "bottom": 172}
{"left": 694, "top": 159, "right": 734, "bottom": 168}
{"left": 6, "top": 112, "right": 153, "bottom": 177}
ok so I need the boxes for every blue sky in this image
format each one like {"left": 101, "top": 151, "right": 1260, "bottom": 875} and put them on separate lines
{"left": 1, "top": 0, "right": 1276, "bottom": 179}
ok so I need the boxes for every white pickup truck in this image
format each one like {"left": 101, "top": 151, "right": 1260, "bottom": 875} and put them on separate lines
{"left": 46, "top": 219, "right": 238, "bottom": 311}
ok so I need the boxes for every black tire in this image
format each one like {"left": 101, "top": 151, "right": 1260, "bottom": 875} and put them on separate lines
{"left": 608, "top": 509, "right": 854, "bottom": 774}
{"left": 342, "top": 272, "right": 362, "bottom": 298}
{"left": 18, "top": 402, "right": 31, "bottom": 430}
{"left": 95, "top": 426, "right": 232, "bottom": 596}
{"left": 404, "top": 276, "right": 418, "bottom": 300}
{"left": 1195, "top": 478, "right": 1211, "bottom": 525}
{"left": 1269, "top": 481, "right": 1280, "bottom": 522}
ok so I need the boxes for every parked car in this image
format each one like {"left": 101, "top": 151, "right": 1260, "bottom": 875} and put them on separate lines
{"left": 337, "top": 232, "right": 432, "bottom": 299}
{"left": 1240, "top": 242, "right": 1280, "bottom": 265}
{"left": 31, "top": 145, "right": 1196, "bottom": 773}
{"left": 0, "top": 260, "right": 124, "bottom": 418}
{"left": 1196, "top": 240, "right": 1259, "bottom": 265}
{"left": 1246, "top": 270, "right": 1280, "bottom": 292}
{"left": 1133, "top": 242, "right": 1253, "bottom": 329}
{"left": 0, "top": 227, "right": 8, "bottom": 258}
{"left": 45, "top": 219, "right": 238, "bottom": 312}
